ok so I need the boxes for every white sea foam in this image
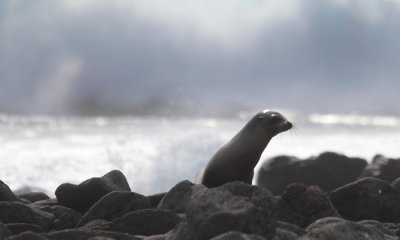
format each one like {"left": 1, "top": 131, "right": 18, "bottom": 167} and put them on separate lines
{"left": 1, "top": 113, "right": 400, "bottom": 196}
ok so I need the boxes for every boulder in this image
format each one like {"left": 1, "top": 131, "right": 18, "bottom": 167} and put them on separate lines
{"left": 55, "top": 170, "right": 131, "bottom": 213}
{"left": 46, "top": 229, "right": 142, "bottom": 240}
{"left": 256, "top": 152, "right": 367, "bottom": 195}
{"left": 0, "top": 222, "right": 11, "bottom": 239}
{"left": 209, "top": 231, "right": 267, "bottom": 240}
{"left": 299, "top": 220, "right": 390, "bottom": 240}
{"left": 360, "top": 155, "right": 400, "bottom": 182}
{"left": 5, "top": 223, "right": 45, "bottom": 235}
{"left": 106, "top": 209, "right": 180, "bottom": 236}
{"left": 0, "top": 201, "right": 55, "bottom": 230}
{"left": 329, "top": 177, "right": 400, "bottom": 222}
{"left": 276, "top": 183, "right": 339, "bottom": 228}
{"left": 78, "top": 191, "right": 151, "bottom": 227}
{"left": 0, "top": 180, "right": 21, "bottom": 202}
{"left": 166, "top": 181, "right": 277, "bottom": 240}
{"left": 17, "top": 192, "right": 50, "bottom": 203}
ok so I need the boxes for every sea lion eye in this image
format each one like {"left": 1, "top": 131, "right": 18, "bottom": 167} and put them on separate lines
{"left": 269, "top": 113, "right": 282, "bottom": 122}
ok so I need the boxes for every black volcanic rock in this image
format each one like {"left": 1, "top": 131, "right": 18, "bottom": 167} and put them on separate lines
{"left": 5, "top": 223, "right": 45, "bottom": 235}
{"left": 299, "top": 220, "right": 388, "bottom": 240}
{"left": 360, "top": 155, "right": 400, "bottom": 182}
{"left": 105, "top": 209, "right": 180, "bottom": 236}
{"left": 42, "top": 205, "right": 82, "bottom": 231}
{"left": 329, "top": 177, "right": 400, "bottom": 222}
{"left": 0, "top": 180, "right": 21, "bottom": 202}
{"left": 256, "top": 152, "right": 367, "bottom": 195}
{"left": 55, "top": 170, "right": 131, "bottom": 213}
{"left": 4, "top": 231, "right": 48, "bottom": 240}
{"left": 166, "top": 181, "right": 277, "bottom": 240}
{"left": 78, "top": 191, "right": 152, "bottom": 227}
{"left": 0, "top": 201, "right": 55, "bottom": 231}
{"left": 276, "top": 183, "right": 339, "bottom": 228}
{"left": 17, "top": 192, "right": 50, "bottom": 203}
{"left": 46, "top": 229, "right": 142, "bottom": 240}
{"left": 210, "top": 231, "right": 267, "bottom": 240}
{"left": 0, "top": 222, "right": 11, "bottom": 239}
{"left": 148, "top": 192, "right": 167, "bottom": 207}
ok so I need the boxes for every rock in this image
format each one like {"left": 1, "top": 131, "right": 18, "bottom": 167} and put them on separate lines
{"left": 0, "top": 201, "right": 55, "bottom": 230}
{"left": 142, "top": 234, "right": 168, "bottom": 240}
{"left": 106, "top": 209, "right": 180, "bottom": 236}
{"left": 46, "top": 229, "right": 142, "bottom": 240}
{"left": 5, "top": 223, "right": 44, "bottom": 235}
{"left": 276, "top": 221, "right": 306, "bottom": 237}
{"left": 305, "top": 217, "right": 345, "bottom": 232}
{"left": 4, "top": 231, "right": 48, "bottom": 240}
{"left": 0, "top": 222, "right": 11, "bottom": 239}
{"left": 158, "top": 180, "right": 196, "bottom": 213}
{"left": 273, "top": 228, "right": 299, "bottom": 240}
{"left": 46, "top": 205, "right": 82, "bottom": 230}
{"left": 147, "top": 192, "right": 167, "bottom": 208}
{"left": 0, "top": 180, "right": 21, "bottom": 202}
{"left": 17, "top": 192, "right": 50, "bottom": 203}
{"left": 276, "top": 183, "right": 339, "bottom": 228}
{"left": 329, "top": 177, "right": 400, "bottom": 222}
{"left": 382, "top": 222, "right": 400, "bottom": 237}
{"left": 78, "top": 219, "right": 110, "bottom": 231}
{"left": 167, "top": 181, "right": 277, "bottom": 240}
{"left": 55, "top": 170, "right": 131, "bottom": 213}
{"left": 298, "top": 220, "right": 388, "bottom": 240}
{"left": 209, "top": 231, "right": 267, "bottom": 240}
{"left": 256, "top": 152, "right": 367, "bottom": 195}
{"left": 78, "top": 191, "right": 151, "bottom": 227}
{"left": 361, "top": 155, "right": 400, "bottom": 182}
{"left": 358, "top": 220, "right": 398, "bottom": 237}
{"left": 30, "top": 198, "right": 59, "bottom": 208}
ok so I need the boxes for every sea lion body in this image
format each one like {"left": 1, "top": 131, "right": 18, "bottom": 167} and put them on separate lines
{"left": 197, "top": 110, "right": 292, "bottom": 188}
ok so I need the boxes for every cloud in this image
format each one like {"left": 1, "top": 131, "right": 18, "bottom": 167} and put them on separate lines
{"left": 1, "top": 0, "right": 400, "bottom": 115}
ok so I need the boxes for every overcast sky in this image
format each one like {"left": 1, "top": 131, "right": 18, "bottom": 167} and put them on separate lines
{"left": 1, "top": 0, "right": 400, "bottom": 116}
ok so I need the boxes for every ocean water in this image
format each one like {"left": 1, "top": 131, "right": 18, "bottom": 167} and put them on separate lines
{"left": 1, "top": 111, "right": 400, "bottom": 196}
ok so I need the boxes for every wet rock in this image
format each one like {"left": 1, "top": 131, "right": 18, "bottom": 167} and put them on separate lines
{"left": 277, "top": 183, "right": 339, "bottom": 228}
{"left": 361, "top": 155, "right": 400, "bottom": 182}
{"left": 167, "top": 181, "right": 277, "bottom": 240}
{"left": 329, "top": 177, "right": 400, "bottom": 222}
{"left": 209, "top": 231, "right": 267, "bottom": 240}
{"left": 5, "top": 223, "right": 44, "bottom": 235}
{"left": 106, "top": 209, "right": 180, "bottom": 236}
{"left": 305, "top": 217, "right": 345, "bottom": 232}
{"left": 299, "top": 220, "right": 387, "bottom": 240}
{"left": 55, "top": 170, "right": 131, "bottom": 213}
{"left": 78, "top": 219, "right": 110, "bottom": 231}
{"left": 0, "top": 222, "right": 11, "bottom": 239}
{"left": 382, "top": 222, "right": 400, "bottom": 237}
{"left": 17, "top": 192, "right": 50, "bottom": 203}
{"left": 0, "top": 201, "right": 55, "bottom": 230}
{"left": 0, "top": 180, "right": 21, "bottom": 202}
{"left": 78, "top": 191, "right": 151, "bottom": 227}
{"left": 256, "top": 152, "right": 367, "bottom": 195}
{"left": 31, "top": 198, "right": 59, "bottom": 208}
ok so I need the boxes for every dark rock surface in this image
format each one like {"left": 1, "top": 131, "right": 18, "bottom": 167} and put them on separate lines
{"left": 78, "top": 191, "right": 152, "bottom": 227}
{"left": 46, "top": 229, "right": 142, "bottom": 240}
{"left": 166, "top": 181, "right": 277, "bottom": 240}
{"left": 147, "top": 192, "right": 167, "bottom": 208}
{"left": 361, "top": 155, "right": 400, "bottom": 182}
{"left": 5, "top": 223, "right": 44, "bottom": 235}
{"left": 329, "top": 177, "right": 400, "bottom": 222}
{"left": 106, "top": 209, "right": 180, "bottom": 236}
{"left": 276, "top": 183, "right": 339, "bottom": 228}
{"left": 299, "top": 220, "right": 394, "bottom": 240}
{"left": 4, "top": 232, "right": 48, "bottom": 240}
{"left": 209, "top": 231, "right": 267, "bottom": 240}
{"left": 0, "top": 222, "right": 11, "bottom": 239}
{"left": 0, "top": 180, "right": 21, "bottom": 202}
{"left": 0, "top": 201, "right": 55, "bottom": 230}
{"left": 55, "top": 170, "right": 131, "bottom": 213}
{"left": 256, "top": 152, "right": 367, "bottom": 195}
{"left": 17, "top": 192, "right": 50, "bottom": 203}
{"left": 43, "top": 205, "right": 82, "bottom": 231}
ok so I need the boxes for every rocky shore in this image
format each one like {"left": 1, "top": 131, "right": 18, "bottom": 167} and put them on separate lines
{"left": 1, "top": 152, "right": 400, "bottom": 240}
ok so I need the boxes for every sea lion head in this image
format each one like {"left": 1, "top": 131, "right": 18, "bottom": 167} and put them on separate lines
{"left": 254, "top": 109, "right": 292, "bottom": 136}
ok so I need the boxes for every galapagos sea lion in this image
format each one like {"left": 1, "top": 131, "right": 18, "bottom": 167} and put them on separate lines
{"left": 196, "top": 109, "right": 292, "bottom": 188}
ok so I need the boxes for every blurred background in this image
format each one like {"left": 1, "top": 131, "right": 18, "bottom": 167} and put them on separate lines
{"left": 1, "top": 0, "right": 400, "bottom": 195}
{"left": 1, "top": 0, "right": 400, "bottom": 116}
